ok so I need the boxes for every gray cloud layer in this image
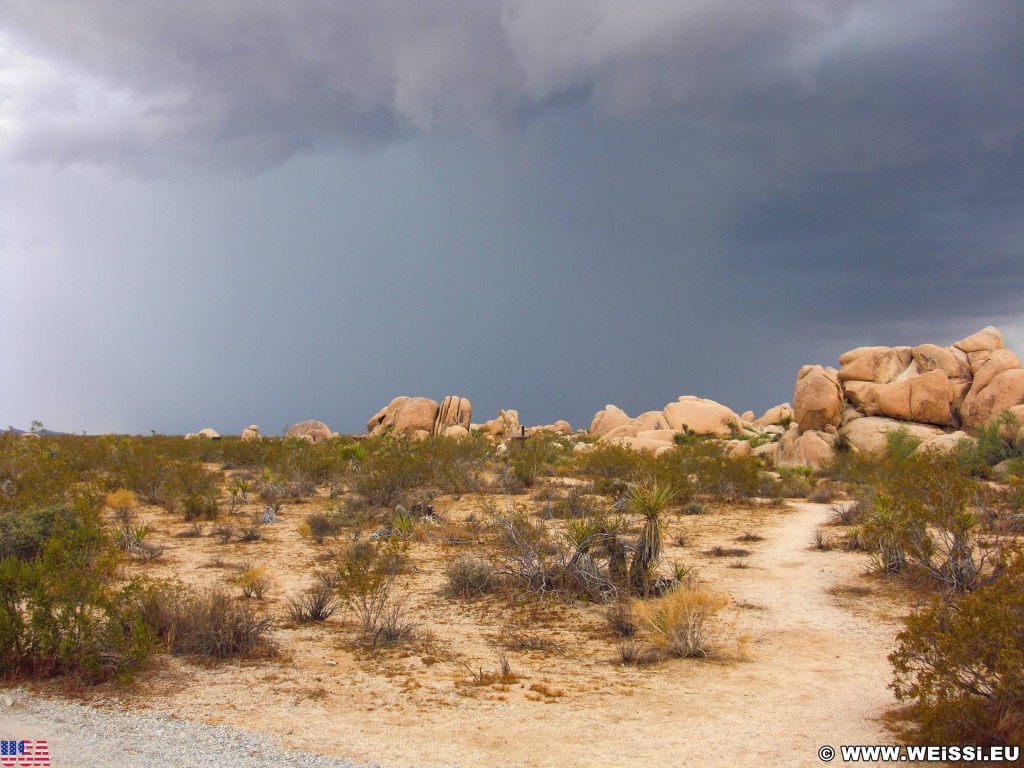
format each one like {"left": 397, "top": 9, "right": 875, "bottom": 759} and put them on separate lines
{"left": 1, "top": 1, "right": 1022, "bottom": 433}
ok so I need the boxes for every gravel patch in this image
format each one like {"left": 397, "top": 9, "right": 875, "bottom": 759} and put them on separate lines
{"left": 0, "top": 688, "right": 374, "bottom": 768}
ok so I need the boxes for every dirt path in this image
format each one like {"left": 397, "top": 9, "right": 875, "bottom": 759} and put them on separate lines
{"left": 2, "top": 502, "right": 905, "bottom": 768}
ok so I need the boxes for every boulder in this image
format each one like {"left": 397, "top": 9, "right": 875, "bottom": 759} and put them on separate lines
{"left": 912, "top": 344, "right": 968, "bottom": 379}
{"left": 837, "top": 346, "right": 911, "bottom": 384}
{"left": 843, "top": 381, "right": 882, "bottom": 415}
{"left": 953, "top": 326, "right": 1004, "bottom": 355}
{"left": 635, "top": 429, "right": 679, "bottom": 444}
{"left": 726, "top": 440, "right": 752, "bottom": 459}
{"left": 552, "top": 420, "right": 573, "bottom": 436}
{"left": 794, "top": 365, "right": 843, "bottom": 432}
{"left": 661, "top": 396, "right": 740, "bottom": 438}
{"left": 776, "top": 428, "right": 835, "bottom": 471}
{"left": 444, "top": 425, "right": 470, "bottom": 439}
{"left": 590, "top": 405, "right": 631, "bottom": 438}
{"left": 754, "top": 403, "right": 793, "bottom": 427}
{"left": 751, "top": 442, "right": 778, "bottom": 465}
{"left": 740, "top": 410, "right": 755, "bottom": 423}
{"left": 528, "top": 421, "right": 573, "bottom": 437}
{"left": 912, "top": 431, "right": 974, "bottom": 458}
{"left": 434, "top": 396, "right": 472, "bottom": 434}
{"left": 392, "top": 397, "right": 440, "bottom": 437}
{"left": 367, "top": 397, "right": 411, "bottom": 436}
{"left": 966, "top": 350, "right": 1021, "bottom": 401}
{"left": 873, "top": 370, "right": 954, "bottom": 426}
{"left": 286, "top": 420, "right": 332, "bottom": 443}
{"left": 186, "top": 428, "right": 220, "bottom": 440}
{"left": 241, "top": 425, "right": 260, "bottom": 442}
{"left": 482, "top": 409, "right": 520, "bottom": 439}
{"left": 839, "top": 417, "right": 943, "bottom": 457}
{"left": 631, "top": 410, "right": 669, "bottom": 433}
{"left": 604, "top": 436, "right": 674, "bottom": 454}
{"left": 961, "top": 369, "right": 1024, "bottom": 431}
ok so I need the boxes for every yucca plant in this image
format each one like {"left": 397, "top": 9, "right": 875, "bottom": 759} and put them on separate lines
{"left": 627, "top": 484, "right": 675, "bottom": 595}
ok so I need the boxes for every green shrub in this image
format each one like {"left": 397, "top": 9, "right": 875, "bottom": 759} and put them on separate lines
{"left": 0, "top": 499, "right": 154, "bottom": 681}
{"left": 886, "top": 426, "right": 923, "bottom": 461}
{"left": 890, "top": 553, "right": 1024, "bottom": 746}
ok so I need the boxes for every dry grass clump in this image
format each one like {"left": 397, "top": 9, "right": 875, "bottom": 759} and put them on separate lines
{"left": 605, "top": 600, "right": 638, "bottom": 637}
{"left": 237, "top": 564, "right": 272, "bottom": 599}
{"left": 633, "top": 586, "right": 729, "bottom": 658}
{"left": 287, "top": 585, "right": 338, "bottom": 623}
{"left": 137, "top": 583, "right": 273, "bottom": 659}
{"left": 443, "top": 556, "right": 497, "bottom": 598}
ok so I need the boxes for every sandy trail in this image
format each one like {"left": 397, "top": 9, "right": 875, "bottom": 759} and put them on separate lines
{"left": 2, "top": 501, "right": 905, "bottom": 768}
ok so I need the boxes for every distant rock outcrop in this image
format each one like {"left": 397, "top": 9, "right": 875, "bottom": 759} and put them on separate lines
{"left": 366, "top": 395, "right": 472, "bottom": 438}
{"left": 185, "top": 428, "right": 220, "bottom": 440}
{"left": 286, "top": 420, "right": 333, "bottom": 443}
{"left": 241, "top": 425, "right": 261, "bottom": 442}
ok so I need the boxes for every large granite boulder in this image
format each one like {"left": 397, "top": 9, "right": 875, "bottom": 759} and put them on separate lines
{"left": 839, "top": 417, "right": 943, "bottom": 457}
{"left": 661, "top": 396, "right": 740, "bottom": 438}
{"left": 590, "top": 405, "right": 632, "bottom": 438}
{"left": 837, "top": 346, "right": 912, "bottom": 384}
{"left": 962, "top": 369, "right": 1024, "bottom": 431}
{"left": 434, "top": 396, "right": 472, "bottom": 433}
{"left": 286, "top": 420, "right": 333, "bottom": 443}
{"left": 794, "top": 365, "right": 844, "bottom": 432}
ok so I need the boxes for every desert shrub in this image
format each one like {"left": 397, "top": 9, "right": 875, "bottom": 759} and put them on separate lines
{"left": 287, "top": 586, "right": 338, "bottom": 623}
{"left": 573, "top": 445, "right": 654, "bottom": 497}
{"left": 860, "top": 458, "right": 1004, "bottom": 591}
{"left": 237, "top": 565, "right": 271, "bottom": 599}
{"left": 181, "top": 493, "right": 218, "bottom": 522}
{"left": 0, "top": 505, "right": 81, "bottom": 561}
{"left": 681, "top": 501, "right": 707, "bottom": 516}
{"left": 975, "top": 410, "right": 1024, "bottom": 468}
{"left": 238, "top": 515, "right": 265, "bottom": 542}
{"left": 548, "top": 483, "right": 595, "bottom": 518}
{"left": 301, "top": 510, "right": 343, "bottom": 544}
{"left": 773, "top": 467, "right": 813, "bottom": 499}
{"left": 890, "top": 553, "right": 1024, "bottom": 745}
{"left": 443, "top": 557, "right": 497, "bottom": 598}
{"left": 349, "top": 440, "right": 422, "bottom": 507}
{"left": 606, "top": 600, "right": 637, "bottom": 637}
{"left": 633, "top": 585, "right": 729, "bottom": 658}
{"left": 830, "top": 498, "right": 868, "bottom": 526}
{"left": 807, "top": 480, "right": 838, "bottom": 504}
{"left": 669, "top": 441, "right": 760, "bottom": 501}
{"left": 886, "top": 426, "right": 924, "bottom": 461}
{"left": 134, "top": 581, "right": 272, "bottom": 659}
{"left": 336, "top": 539, "right": 413, "bottom": 645}
{"left": 0, "top": 499, "right": 155, "bottom": 681}
{"left": 506, "top": 434, "right": 565, "bottom": 488}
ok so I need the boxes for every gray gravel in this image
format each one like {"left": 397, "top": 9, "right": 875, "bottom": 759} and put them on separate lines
{"left": 0, "top": 688, "right": 374, "bottom": 768}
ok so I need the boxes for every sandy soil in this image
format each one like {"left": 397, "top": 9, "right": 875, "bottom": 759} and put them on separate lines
{"left": 13, "top": 491, "right": 911, "bottom": 768}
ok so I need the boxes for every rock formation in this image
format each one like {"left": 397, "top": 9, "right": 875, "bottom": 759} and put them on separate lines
{"left": 774, "top": 326, "right": 1022, "bottom": 467}
{"left": 366, "top": 395, "right": 475, "bottom": 438}
{"left": 286, "top": 420, "right": 333, "bottom": 443}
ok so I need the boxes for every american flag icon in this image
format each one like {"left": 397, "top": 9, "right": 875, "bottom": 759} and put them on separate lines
{"left": 0, "top": 740, "right": 50, "bottom": 767}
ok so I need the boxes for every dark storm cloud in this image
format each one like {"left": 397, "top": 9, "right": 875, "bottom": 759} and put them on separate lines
{"left": 2, "top": 1, "right": 1023, "bottom": 432}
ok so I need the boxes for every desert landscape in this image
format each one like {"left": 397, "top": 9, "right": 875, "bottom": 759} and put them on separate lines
{"left": 3, "top": 326, "right": 1024, "bottom": 766}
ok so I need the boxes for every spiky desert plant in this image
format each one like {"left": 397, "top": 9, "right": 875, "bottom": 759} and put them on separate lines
{"left": 627, "top": 484, "right": 675, "bottom": 594}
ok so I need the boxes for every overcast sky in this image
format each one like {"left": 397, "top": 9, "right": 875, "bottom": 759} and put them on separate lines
{"left": 2, "top": 1, "right": 1023, "bottom": 435}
